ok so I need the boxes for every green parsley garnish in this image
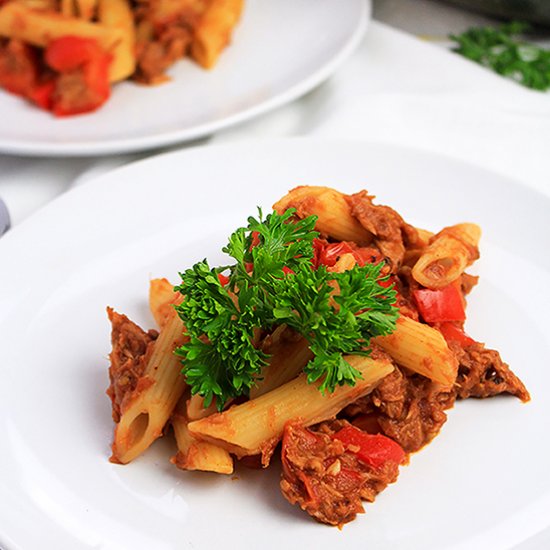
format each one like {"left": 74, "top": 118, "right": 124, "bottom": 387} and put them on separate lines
{"left": 450, "top": 22, "right": 550, "bottom": 91}
{"left": 174, "top": 208, "right": 398, "bottom": 410}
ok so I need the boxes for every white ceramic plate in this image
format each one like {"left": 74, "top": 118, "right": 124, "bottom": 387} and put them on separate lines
{"left": 1, "top": 139, "right": 549, "bottom": 550}
{"left": 0, "top": 0, "right": 368, "bottom": 157}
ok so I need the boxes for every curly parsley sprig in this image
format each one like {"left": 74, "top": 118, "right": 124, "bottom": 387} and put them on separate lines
{"left": 174, "top": 208, "right": 398, "bottom": 409}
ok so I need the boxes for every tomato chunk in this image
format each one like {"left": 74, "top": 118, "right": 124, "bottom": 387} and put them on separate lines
{"left": 333, "top": 426, "right": 405, "bottom": 469}
{"left": 217, "top": 273, "right": 230, "bottom": 286}
{"left": 319, "top": 242, "right": 356, "bottom": 267}
{"left": 44, "top": 36, "right": 111, "bottom": 116}
{"left": 413, "top": 284, "right": 466, "bottom": 323}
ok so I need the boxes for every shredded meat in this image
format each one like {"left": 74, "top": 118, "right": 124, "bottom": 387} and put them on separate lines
{"left": 0, "top": 39, "right": 41, "bottom": 97}
{"left": 347, "top": 191, "right": 420, "bottom": 271}
{"left": 134, "top": 24, "right": 193, "bottom": 83}
{"left": 132, "top": 2, "right": 203, "bottom": 83}
{"left": 280, "top": 420, "right": 401, "bottom": 526}
{"left": 344, "top": 342, "right": 529, "bottom": 454}
{"left": 452, "top": 342, "right": 530, "bottom": 402}
{"left": 106, "top": 307, "right": 158, "bottom": 423}
{"left": 53, "top": 69, "right": 104, "bottom": 113}
{"left": 345, "top": 368, "right": 455, "bottom": 453}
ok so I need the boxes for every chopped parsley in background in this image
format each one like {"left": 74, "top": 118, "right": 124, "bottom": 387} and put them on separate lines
{"left": 450, "top": 22, "right": 550, "bottom": 91}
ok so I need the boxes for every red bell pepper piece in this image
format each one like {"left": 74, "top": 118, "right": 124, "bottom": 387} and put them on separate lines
{"left": 311, "top": 238, "right": 326, "bottom": 269}
{"left": 217, "top": 273, "right": 230, "bottom": 286}
{"left": 438, "top": 322, "right": 475, "bottom": 347}
{"left": 413, "top": 284, "right": 466, "bottom": 323}
{"left": 333, "top": 425, "right": 405, "bottom": 469}
{"left": 28, "top": 80, "right": 55, "bottom": 110}
{"left": 44, "top": 36, "right": 111, "bottom": 116}
{"left": 250, "top": 230, "right": 261, "bottom": 249}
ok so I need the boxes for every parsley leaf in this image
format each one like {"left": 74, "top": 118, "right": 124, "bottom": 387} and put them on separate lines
{"left": 174, "top": 208, "right": 398, "bottom": 410}
{"left": 450, "top": 22, "right": 550, "bottom": 91}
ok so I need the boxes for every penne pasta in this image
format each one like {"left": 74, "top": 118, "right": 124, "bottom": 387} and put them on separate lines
{"left": 273, "top": 186, "right": 372, "bottom": 245}
{"left": 171, "top": 393, "right": 234, "bottom": 474}
{"left": 75, "top": 0, "right": 97, "bottom": 20}
{"left": 149, "top": 278, "right": 180, "bottom": 329}
{"left": 147, "top": 0, "right": 208, "bottom": 25}
{"left": 415, "top": 227, "right": 435, "bottom": 247}
{"left": 18, "top": 0, "right": 57, "bottom": 11}
{"left": 412, "top": 223, "right": 481, "bottom": 289}
{"left": 186, "top": 393, "right": 219, "bottom": 420}
{"left": 97, "top": 0, "right": 136, "bottom": 82}
{"left": 375, "top": 316, "right": 458, "bottom": 387}
{"left": 191, "top": 0, "right": 243, "bottom": 69}
{"left": 0, "top": 2, "right": 124, "bottom": 52}
{"left": 60, "top": 0, "right": 76, "bottom": 16}
{"left": 111, "top": 312, "right": 188, "bottom": 464}
{"left": 188, "top": 354, "right": 394, "bottom": 463}
{"left": 250, "top": 336, "right": 313, "bottom": 399}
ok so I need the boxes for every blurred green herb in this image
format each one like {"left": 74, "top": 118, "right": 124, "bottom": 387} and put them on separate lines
{"left": 450, "top": 22, "right": 550, "bottom": 91}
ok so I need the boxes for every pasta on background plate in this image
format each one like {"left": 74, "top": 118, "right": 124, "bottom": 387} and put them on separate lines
{"left": 0, "top": 0, "right": 243, "bottom": 115}
{"left": 105, "top": 185, "right": 529, "bottom": 527}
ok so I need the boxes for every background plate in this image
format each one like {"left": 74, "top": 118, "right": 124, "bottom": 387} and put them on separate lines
{"left": 0, "top": 0, "right": 368, "bottom": 157}
{"left": 0, "top": 139, "right": 549, "bottom": 550}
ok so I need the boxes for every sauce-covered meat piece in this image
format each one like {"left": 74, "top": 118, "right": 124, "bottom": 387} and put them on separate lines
{"left": 106, "top": 308, "right": 158, "bottom": 423}
{"left": 346, "top": 368, "right": 456, "bottom": 453}
{"left": 347, "top": 191, "right": 420, "bottom": 271}
{"left": 452, "top": 342, "right": 530, "bottom": 402}
{"left": 280, "top": 420, "right": 404, "bottom": 526}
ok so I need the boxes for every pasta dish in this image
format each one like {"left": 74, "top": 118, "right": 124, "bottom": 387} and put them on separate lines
{"left": 0, "top": 0, "right": 243, "bottom": 116}
{"left": 105, "top": 185, "right": 529, "bottom": 527}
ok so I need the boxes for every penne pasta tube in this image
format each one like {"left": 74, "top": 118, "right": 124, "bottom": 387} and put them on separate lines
{"left": 171, "top": 394, "right": 234, "bottom": 474}
{"left": 188, "top": 354, "right": 394, "bottom": 462}
{"left": 18, "top": 0, "right": 57, "bottom": 11}
{"left": 415, "top": 227, "right": 435, "bottom": 247}
{"left": 273, "top": 186, "right": 372, "bottom": 245}
{"left": 60, "top": 0, "right": 76, "bottom": 16}
{"left": 147, "top": 0, "right": 208, "bottom": 24}
{"left": 97, "top": 0, "right": 136, "bottom": 82}
{"left": 375, "top": 316, "right": 458, "bottom": 387}
{"left": 111, "top": 312, "right": 188, "bottom": 464}
{"left": 76, "top": 0, "right": 97, "bottom": 20}
{"left": 187, "top": 393, "right": 219, "bottom": 420}
{"left": 250, "top": 336, "right": 313, "bottom": 399}
{"left": 149, "top": 278, "right": 180, "bottom": 328}
{"left": 0, "top": 3, "right": 124, "bottom": 53}
{"left": 191, "top": 0, "right": 243, "bottom": 69}
{"left": 412, "top": 223, "right": 481, "bottom": 289}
